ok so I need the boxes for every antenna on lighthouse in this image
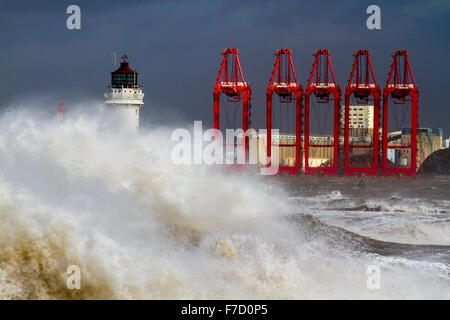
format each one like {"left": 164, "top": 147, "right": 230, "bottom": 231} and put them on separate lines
{"left": 111, "top": 51, "right": 118, "bottom": 69}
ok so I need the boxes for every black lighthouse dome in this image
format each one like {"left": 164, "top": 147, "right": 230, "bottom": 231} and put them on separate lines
{"left": 111, "top": 54, "right": 138, "bottom": 88}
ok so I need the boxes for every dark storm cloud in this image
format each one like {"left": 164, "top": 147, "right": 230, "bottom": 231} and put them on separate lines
{"left": 0, "top": 0, "right": 449, "bottom": 134}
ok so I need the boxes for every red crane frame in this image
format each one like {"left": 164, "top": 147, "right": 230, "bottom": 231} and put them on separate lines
{"left": 266, "top": 49, "right": 303, "bottom": 174}
{"left": 58, "top": 102, "right": 64, "bottom": 114}
{"left": 344, "top": 50, "right": 380, "bottom": 176}
{"left": 304, "top": 49, "right": 341, "bottom": 175}
{"left": 382, "top": 50, "right": 419, "bottom": 176}
{"left": 213, "top": 48, "right": 251, "bottom": 166}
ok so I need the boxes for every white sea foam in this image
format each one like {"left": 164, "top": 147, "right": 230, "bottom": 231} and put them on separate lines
{"left": 0, "top": 104, "right": 448, "bottom": 299}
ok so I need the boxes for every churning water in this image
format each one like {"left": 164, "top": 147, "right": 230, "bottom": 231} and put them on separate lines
{"left": 0, "top": 104, "right": 448, "bottom": 299}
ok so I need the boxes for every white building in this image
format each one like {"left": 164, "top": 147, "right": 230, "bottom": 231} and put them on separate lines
{"left": 105, "top": 55, "right": 144, "bottom": 131}
{"left": 443, "top": 137, "right": 450, "bottom": 149}
{"left": 340, "top": 105, "right": 374, "bottom": 129}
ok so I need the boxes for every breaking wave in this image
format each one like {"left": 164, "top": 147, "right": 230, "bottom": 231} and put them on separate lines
{"left": 0, "top": 104, "right": 448, "bottom": 299}
{"left": 290, "top": 188, "right": 450, "bottom": 245}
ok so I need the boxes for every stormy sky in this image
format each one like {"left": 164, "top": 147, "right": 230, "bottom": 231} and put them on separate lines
{"left": 0, "top": 0, "right": 448, "bottom": 134}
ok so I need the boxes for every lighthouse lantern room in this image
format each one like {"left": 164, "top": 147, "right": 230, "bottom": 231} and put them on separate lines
{"left": 105, "top": 54, "right": 144, "bottom": 131}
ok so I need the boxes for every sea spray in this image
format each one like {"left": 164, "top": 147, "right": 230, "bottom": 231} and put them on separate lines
{"left": 0, "top": 104, "right": 448, "bottom": 299}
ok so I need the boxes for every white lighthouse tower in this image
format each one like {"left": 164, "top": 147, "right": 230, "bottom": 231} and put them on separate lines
{"left": 105, "top": 54, "right": 144, "bottom": 131}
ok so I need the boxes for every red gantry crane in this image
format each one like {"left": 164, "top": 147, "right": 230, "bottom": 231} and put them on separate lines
{"left": 382, "top": 50, "right": 419, "bottom": 176}
{"left": 344, "top": 50, "right": 380, "bottom": 176}
{"left": 58, "top": 102, "right": 64, "bottom": 114}
{"left": 304, "top": 49, "right": 341, "bottom": 175}
{"left": 266, "top": 49, "right": 303, "bottom": 174}
{"left": 213, "top": 48, "right": 252, "bottom": 166}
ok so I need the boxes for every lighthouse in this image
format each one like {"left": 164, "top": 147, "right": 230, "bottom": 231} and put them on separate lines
{"left": 105, "top": 54, "right": 144, "bottom": 131}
